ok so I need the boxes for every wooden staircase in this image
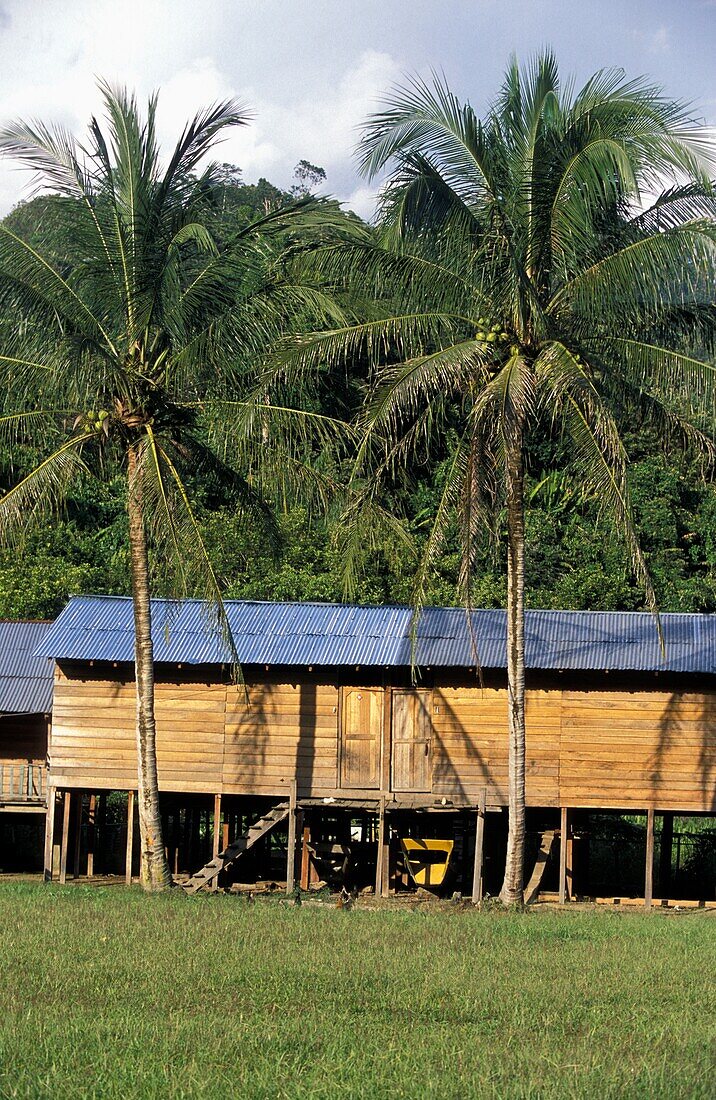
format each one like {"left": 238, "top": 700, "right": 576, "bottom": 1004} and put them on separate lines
{"left": 180, "top": 801, "right": 290, "bottom": 894}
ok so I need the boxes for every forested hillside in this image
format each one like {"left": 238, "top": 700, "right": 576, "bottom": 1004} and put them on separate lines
{"left": 2, "top": 165, "right": 715, "bottom": 620}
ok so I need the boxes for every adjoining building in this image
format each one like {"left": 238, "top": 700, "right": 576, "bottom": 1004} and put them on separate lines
{"left": 0, "top": 620, "right": 54, "bottom": 871}
{"left": 33, "top": 595, "right": 716, "bottom": 901}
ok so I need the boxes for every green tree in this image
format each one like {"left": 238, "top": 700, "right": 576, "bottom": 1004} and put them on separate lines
{"left": 279, "top": 53, "right": 716, "bottom": 903}
{"left": 0, "top": 85, "right": 343, "bottom": 890}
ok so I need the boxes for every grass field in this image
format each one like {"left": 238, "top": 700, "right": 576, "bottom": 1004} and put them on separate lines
{"left": 0, "top": 884, "right": 714, "bottom": 1099}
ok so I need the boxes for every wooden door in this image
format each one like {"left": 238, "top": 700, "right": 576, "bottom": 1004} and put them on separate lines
{"left": 340, "top": 688, "right": 382, "bottom": 789}
{"left": 391, "top": 690, "right": 432, "bottom": 792}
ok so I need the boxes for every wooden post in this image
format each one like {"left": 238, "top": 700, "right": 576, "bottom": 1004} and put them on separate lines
{"left": 86, "top": 793, "right": 97, "bottom": 878}
{"left": 558, "top": 807, "right": 568, "bottom": 904}
{"left": 645, "top": 807, "right": 655, "bottom": 910}
{"left": 472, "top": 789, "right": 486, "bottom": 905}
{"left": 375, "top": 797, "right": 386, "bottom": 897}
{"left": 125, "top": 791, "right": 135, "bottom": 886}
{"left": 211, "top": 794, "right": 222, "bottom": 892}
{"left": 59, "top": 791, "right": 71, "bottom": 885}
{"left": 659, "top": 812, "right": 674, "bottom": 897}
{"left": 72, "top": 792, "right": 83, "bottom": 878}
{"left": 43, "top": 787, "right": 56, "bottom": 883}
{"left": 300, "top": 822, "right": 311, "bottom": 891}
{"left": 285, "top": 780, "right": 298, "bottom": 895}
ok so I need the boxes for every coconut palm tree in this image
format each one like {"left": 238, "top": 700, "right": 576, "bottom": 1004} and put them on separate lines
{"left": 0, "top": 85, "right": 346, "bottom": 890}
{"left": 270, "top": 53, "right": 716, "bottom": 904}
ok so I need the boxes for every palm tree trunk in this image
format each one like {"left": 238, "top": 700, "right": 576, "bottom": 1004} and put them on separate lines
{"left": 499, "top": 427, "right": 527, "bottom": 906}
{"left": 127, "top": 443, "right": 171, "bottom": 891}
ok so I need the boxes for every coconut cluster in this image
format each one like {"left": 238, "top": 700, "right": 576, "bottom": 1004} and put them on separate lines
{"left": 474, "top": 318, "right": 509, "bottom": 350}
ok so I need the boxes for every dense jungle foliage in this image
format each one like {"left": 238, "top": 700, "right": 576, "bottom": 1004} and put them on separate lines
{"left": 2, "top": 165, "right": 716, "bottom": 621}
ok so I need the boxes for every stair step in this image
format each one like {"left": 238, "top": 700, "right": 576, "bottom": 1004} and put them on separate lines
{"left": 180, "top": 802, "right": 290, "bottom": 893}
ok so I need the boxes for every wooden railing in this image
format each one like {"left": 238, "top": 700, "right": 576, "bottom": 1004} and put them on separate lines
{"left": 0, "top": 762, "right": 46, "bottom": 804}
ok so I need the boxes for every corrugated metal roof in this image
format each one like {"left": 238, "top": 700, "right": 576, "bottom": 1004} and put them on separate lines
{"left": 0, "top": 621, "right": 54, "bottom": 714}
{"left": 34, "top": 595, "right": 716, "bottom": 674}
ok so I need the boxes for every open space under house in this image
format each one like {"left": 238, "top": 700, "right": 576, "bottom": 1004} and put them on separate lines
{"left": 2, "top": 596, "right": 715, "bottom": 903}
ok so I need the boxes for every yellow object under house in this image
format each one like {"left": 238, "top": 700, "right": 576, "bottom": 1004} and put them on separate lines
{"left": 400, "top": 838, "right": 454, "bottom": 888}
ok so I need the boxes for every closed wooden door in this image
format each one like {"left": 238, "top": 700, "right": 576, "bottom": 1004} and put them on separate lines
{"left": 391, "top": 690, "right": 432, "bottom": 792}
{"left": 340, "top": 688, "right": 382, "bottom": 789}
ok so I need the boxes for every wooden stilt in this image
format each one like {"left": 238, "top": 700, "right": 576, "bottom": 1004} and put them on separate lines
{"left": 381, "top": 817, "right": 390, "bottom": 898}
{"left": 300, "top": 822, "right": 311, "bottom": 891}
{"left": 558, "top": 807, "right": 568, "bottom": 904}
{"left": 211, "top": 794, "right": 222, "bottom": 892}
{"left": 43, "top": 787, "right": 56, "bottom": 883}
{"left": 471, "top": 789, "right": 486, "bottom": 905}
{"left": 645, "top": 807, "right": 655, "bottom": 910}
{"left": 86, "top": 793, "right": 96, "bottom": 878}
{"left": 72, "top": 792, "right": 83, "bottom": 878}
{"left": 285, "top": 780, "right": 298, "bottom": 895}
{"left": 125, "top": 791, "right": 135, "bottom": 886}
{"left": 59, "top": 791, "right": 71, "bottom": 885}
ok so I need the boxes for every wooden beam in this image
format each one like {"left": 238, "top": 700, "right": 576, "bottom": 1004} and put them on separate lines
{"left": 645, "top": 807, "right": 655, "bottom": 910}
{"left": 86, "top": 793, "right": 96, "bottom": 878}
{"left": 59, "top": 791, "right": 71, "bottom": 885}
{"left": 125, "top": 790, "right": 135, "bottom": 886}
{"left": 72, "top": 792, "right": 83, "bottom": 879}
{"left": 285, "top": 780, "right": 298, "bottom": 895}
{"left": 43, "top": 787, "right": 56, "bottom": 883}
{"left": 558, "top": 807, "right": 568, "bottom": 904}
{"left": 471, "top": 789, "right": 486, "bottom": 905}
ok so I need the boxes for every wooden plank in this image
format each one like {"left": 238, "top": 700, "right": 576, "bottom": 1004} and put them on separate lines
{"left": 645, "top": 808, "right": 655, "bottom": 910}
{"left": 471, "top": 789, "right": 486, "bottom": 905}
{"left": 126, "top": 791, "right": 135, "bottom": 886}
{"left": 43, "top": 787, "right": 56, "bottom": 883}
{"left": 59, "top": 791, "right": 71, "bottom": 885}
{"left": 558, "top": 807, "right": 568, "bottom": 905}
{"left": 285, "top": 780, "right": 297, "bottom": 895}
{"left": 524, "top": 830, "right": 557, "bottom": 904}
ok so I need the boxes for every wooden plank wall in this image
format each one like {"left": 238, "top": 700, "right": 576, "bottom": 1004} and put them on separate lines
{"left": 432, "top": 687, "right": 561, "bottom": 806}
{"left": 50, "top": 667, "right": 225, "bottom": 793}
{"left": 560, "top": 688, "right": 716, "bottom": 811}
{"left": 223, "top": 680, "right": 339, "bottom": 797}
{"left": 433, "top": 682, "right": 716, "bottom": 811}
{"left": 49, "top": 664, "right": 716, "bottom": 812}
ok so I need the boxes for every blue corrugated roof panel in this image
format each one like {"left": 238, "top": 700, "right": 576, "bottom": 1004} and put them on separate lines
{"left": 0, "top": 621, "right": 54, "bottom": 714}
{"left": 33, "top": 595, "right": 716, "bottom": 674}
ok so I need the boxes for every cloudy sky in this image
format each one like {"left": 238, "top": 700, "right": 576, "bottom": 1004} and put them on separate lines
{"left": 0, "top": 0, "right": 713, "bottom": 218}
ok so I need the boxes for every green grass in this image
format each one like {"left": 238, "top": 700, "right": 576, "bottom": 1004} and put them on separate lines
{"left": 0, "top": 885, "right": 714, "bottom": 1099}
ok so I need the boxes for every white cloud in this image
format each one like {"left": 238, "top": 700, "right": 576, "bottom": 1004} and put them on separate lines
{"left": 217, "top": 50, "right": 402, "bottom": 193}
{"left": 340, "top": 184, "right": 382, "bottom": 222}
